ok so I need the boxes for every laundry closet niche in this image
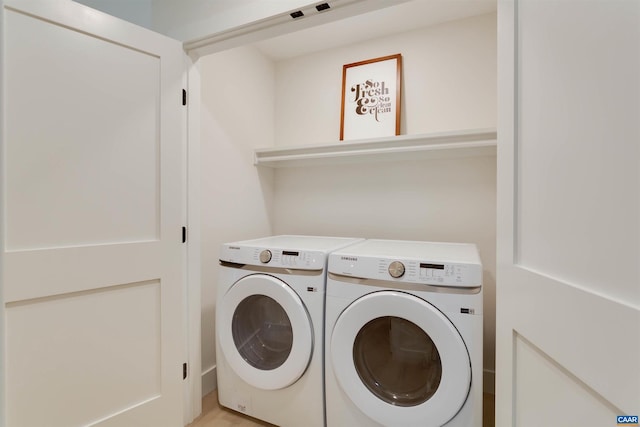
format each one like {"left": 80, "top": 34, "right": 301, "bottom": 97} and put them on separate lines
{"left": 199, "top": 8, "right": 497, "bottom": 395}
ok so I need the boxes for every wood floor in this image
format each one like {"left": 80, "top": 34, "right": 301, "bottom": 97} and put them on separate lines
{"left": 187, "top": 390, "right": 495, "bottom": 427}
{"left": 187, "top": 390, "right": 276, "bottom": 427}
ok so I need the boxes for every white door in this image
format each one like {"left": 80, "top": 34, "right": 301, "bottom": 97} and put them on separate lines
{"left": 1, "top": 1, "right": 185, "bottom": 426}
{"left": 496, "top": 1, "right": 640, "bottom": 426}
{"left": 217, "top": 274, "right": 313, "bottom": 390}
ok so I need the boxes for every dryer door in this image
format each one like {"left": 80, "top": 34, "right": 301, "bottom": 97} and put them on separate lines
{"left": 219, "top": 274, "right": 313, "bottom": 390}
{"left": 330, "top": 290, "right": 471, "bottom": 426}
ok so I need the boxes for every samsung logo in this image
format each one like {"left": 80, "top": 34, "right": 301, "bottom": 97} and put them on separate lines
{"left": 229, "top": 246, "right": 240, "bottom": 250}
{"left": 341, "top": 256, "right": 358, "bottom": 262}
{"left": 618, "top": 416, "right": 639, "bottom": 425}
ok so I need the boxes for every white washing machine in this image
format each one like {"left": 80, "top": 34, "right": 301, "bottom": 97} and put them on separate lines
{"left": 216, "top": 235, "right": 363, "bottom": 427}
{"left": 325, "top": 239, "right": 483, "bottom": 427}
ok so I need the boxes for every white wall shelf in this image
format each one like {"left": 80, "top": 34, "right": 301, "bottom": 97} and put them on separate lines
{"left": 254, "top": 128, "right": 497, "bottom": 168}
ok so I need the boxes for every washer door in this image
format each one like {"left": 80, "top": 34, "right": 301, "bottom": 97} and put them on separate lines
{"left": 219, "top": 274, "right": 313, "bottom": 390}
{"left": 331, "top": 291, "right": 471, "bottom": 426}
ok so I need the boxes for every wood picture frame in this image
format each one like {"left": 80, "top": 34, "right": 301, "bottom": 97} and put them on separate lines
{"left": 340, "top": 54, "right": 402, "bottom": 141}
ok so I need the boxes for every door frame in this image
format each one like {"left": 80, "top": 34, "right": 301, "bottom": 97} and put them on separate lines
{"left": 184, "top": 55, "right": 202, "bottom": 425}
{"left": 0, "top": 1, "right": 6, "bottom": 425}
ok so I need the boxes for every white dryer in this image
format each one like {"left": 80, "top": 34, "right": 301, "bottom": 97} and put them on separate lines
{"left": 325, "top": 239, "right": 483, "bottom": 427}
{"left": 216, "top": 235, "right": 363, "bottom": 427}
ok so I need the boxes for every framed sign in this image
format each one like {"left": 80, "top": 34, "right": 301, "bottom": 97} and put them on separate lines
{"left": 340, "top": 54, "right": 402, "bottom": 141}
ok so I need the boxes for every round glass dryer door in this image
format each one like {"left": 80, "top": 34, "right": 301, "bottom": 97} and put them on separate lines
{"left": 232, "top": 294, "right": 293, "bottom": 371}
{"left": 354, "top": 316, "right": 442, "bottom": 407}
{"left": 331, "top": 291, "right": 471, "bottom": 426}
{"left": 219, "top": 274, "right": 313, "bottom": 390}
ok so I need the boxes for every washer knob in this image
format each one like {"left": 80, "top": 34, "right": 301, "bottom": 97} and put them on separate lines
{"left": 259, "top": 250, "right": 272, "bottom": 264}
{"left": 388, "top": 261, "right": 405, "bottom": 278}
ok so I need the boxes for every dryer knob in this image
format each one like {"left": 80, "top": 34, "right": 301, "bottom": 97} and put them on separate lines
{"left": 259, "top": 250, "right": 272, "bottom": 264}
{"left": 388, "top": 261, "right": 405, "bottom": 278}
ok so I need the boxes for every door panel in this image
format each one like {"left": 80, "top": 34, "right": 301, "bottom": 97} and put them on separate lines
{"left": 514, "top": 334, "right": 620, "bottom": 427}
{"left": 496, "top": 0, "right": 640, "bottom": 424}
{"left": 6, "top": 280, "right": 162, "bottom": 427}
{"left": 2, "top": 1, "right": 185, "bottom": 426}
{"left": 5, "top": 7, "right": 160, "bottom": 251}
{"left": 514, "top": 0, "right": 639, "bottom": 305}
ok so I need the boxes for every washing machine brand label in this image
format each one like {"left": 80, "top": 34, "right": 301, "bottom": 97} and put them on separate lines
{"left": 341, "top": 256, "right": 358, "bottom": 262}
{"left": 618, "top": 416, "right": 639, "bottom": 425}
{"left": 228, "top": 246, "right": 240, "bottom": 250}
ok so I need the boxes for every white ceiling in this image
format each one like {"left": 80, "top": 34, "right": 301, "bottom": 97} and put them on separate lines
{"left": 254, "top": 0, "right": 496, "bottom": 60}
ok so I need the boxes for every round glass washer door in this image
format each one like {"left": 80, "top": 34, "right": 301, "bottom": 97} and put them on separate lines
{"left": 219, "top": 274, "right": 313, "bottom": 390}
{"left": 331, "top": 290, "right": 471, "bottom": 426}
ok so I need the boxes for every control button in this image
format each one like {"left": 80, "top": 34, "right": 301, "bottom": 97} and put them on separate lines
{"left": 388, "top": 261, "right": 405, "bottom": 278}
{"left": 259, "top": 250, "right": 272, "bottom": 264}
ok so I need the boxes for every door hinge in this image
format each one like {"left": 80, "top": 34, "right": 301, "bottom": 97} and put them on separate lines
{"left": 183, "top": 363, "right": 188, "bottom": 380}
{"left": 182, "top": 89, "right": 187, "bottom": 106}
{"left": 182, "top": 226, "right": 187, "bottom": 243}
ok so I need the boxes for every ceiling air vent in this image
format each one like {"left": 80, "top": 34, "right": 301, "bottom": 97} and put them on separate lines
{"left": 290, "top": 10, "right": 304, "bottom": 19}
{"left": 316, "top": 3, "right": 330, "bottom": 12}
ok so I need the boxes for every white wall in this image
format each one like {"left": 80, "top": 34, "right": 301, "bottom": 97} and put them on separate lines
{"left": 199, "top": 46, "right": 275, "bottom": 394}
{"left": 271, "top": 13, "right": 497, "bottom": 389}
{"left": 275, "top": 13, "right": 496, "bottom": 145}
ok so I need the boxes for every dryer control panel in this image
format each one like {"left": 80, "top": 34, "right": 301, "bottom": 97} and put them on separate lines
{"left": 220, "top": 244, "right": 325, "bottom": 270}
{"left": 330, "top": 255, "right": 482, "bottom": 287}
{"left": 329, "top": 239, "right": 482, "bottom": 288}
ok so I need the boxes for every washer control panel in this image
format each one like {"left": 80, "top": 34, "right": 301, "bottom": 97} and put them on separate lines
{"left": 331, "top": 255, "right": 481, "bottom": 288}
{"left": 253, "top": 248, "right": 322, "bottom": 268}
{"left": 220, "top": 244, "right": 325, "bottom": 270}
{"left": 328, "top": 240, "right": 482, "bottom": 288}
{"left": 381, "top": 259, "right": 477, "bottom": 286}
